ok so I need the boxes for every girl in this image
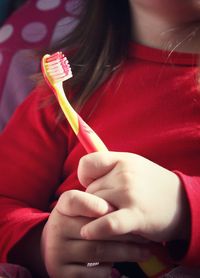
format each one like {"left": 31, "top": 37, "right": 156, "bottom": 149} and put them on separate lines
{"left": 0, "top": 0, "right": 200, "bottom": 277}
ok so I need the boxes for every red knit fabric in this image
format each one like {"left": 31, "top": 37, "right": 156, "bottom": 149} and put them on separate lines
{"left": 0, "top": 43, "right": 200, "bottom": 269}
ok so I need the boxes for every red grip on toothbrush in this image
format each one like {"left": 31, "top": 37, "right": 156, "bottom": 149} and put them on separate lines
{"left": 77, "top": 115, "right": 108, "bottom": 153}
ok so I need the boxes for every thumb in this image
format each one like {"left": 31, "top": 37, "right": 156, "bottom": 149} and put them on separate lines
{"left": 77, "top": 151, "right": 118, "bottom": 187}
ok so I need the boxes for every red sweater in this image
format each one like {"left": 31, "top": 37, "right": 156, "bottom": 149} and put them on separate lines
{"left": 0, "top": 43, "right": 200, "bottom": 267}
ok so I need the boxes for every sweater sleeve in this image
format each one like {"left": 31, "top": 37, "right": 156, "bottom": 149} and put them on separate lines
{"left": 0, "top": 85, "right": 68, "bottom": 262}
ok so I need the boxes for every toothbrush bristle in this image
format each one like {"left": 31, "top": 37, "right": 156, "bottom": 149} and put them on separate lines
{"left": 44, "top": 52, "right": 73, "bottom": 83}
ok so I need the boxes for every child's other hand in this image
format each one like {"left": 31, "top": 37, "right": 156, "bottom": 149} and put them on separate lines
{"left": 41, "top": 190, "right": 151, "bottom": 278}
{"left": 78, "top": 152, "right": 190, "bottom": 243}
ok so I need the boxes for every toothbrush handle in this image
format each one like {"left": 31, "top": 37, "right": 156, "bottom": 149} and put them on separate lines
{"left": 138, "top": 256, "right": 173, "bottom": 277}
{"left": 77, "top": 115, "right": 108, "bottom": 153}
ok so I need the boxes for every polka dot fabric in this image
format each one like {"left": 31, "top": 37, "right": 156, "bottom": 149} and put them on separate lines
{"left": 0, "top": 0, "right": 80, "bottom": 131}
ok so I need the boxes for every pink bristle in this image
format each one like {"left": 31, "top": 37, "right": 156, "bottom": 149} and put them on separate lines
{"left": 45, "top": 52, "right": 72, "bottom": 82}
{"left": 46, "top": 52, "right": 63, "bottom": 62}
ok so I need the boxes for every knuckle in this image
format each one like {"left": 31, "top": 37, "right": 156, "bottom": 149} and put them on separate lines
{"left": 119, "top": 171, "right": 133, "bottom": 187}
{"left": 77, "top": 156, "right": 85, "bottom": 175}
{"left": 117, "top": 171, "right": 134, "bottom": 200}
{"left": 60, "top": 190, "right": 78, "bottom": 206}
{"left": 79, "top": 154, "right": 91, "bottom": 169}
{"left": 57, "top": 190, "right": 80, "bottom": 215}
{"left": 105, "top": 215, "right": 121, "bottom": 233}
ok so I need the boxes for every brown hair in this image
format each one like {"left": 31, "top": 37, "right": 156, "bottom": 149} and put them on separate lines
{"left": 49, "top": 0, "right": 131, "bottom": 107}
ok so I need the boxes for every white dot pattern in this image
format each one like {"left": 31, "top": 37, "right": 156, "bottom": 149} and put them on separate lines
{"left": 0, "top": 24, "right": 14, "bottom": 43}
{"left": 21, "top": 22, "right": 47, "bottom": 43}
{"left": 0, "top": 0, "right": 79, "bottom": 130}
{"left": 65, "top": 0, "right": 82, "bottom": 16}
{"left": 51, "top": 16, "right": 79, "bottom": 44}
{"left": 36, "top": 0, "right": 61, "bottom": 11}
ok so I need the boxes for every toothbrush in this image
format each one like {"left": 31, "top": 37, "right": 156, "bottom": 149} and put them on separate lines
{"left": 41, "top": 51, "right": 173, "bottom": 278}
{"left": 41, "top": 52, "right": 107, "bottom": 153}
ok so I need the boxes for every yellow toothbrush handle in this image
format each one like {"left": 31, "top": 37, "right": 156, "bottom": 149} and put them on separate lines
{"left": 139, "top": 256, "right": 172, "bottom": 277}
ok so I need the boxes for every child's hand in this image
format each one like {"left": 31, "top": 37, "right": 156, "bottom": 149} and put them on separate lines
{"left": 41, "top": 190, "right": 151, "bottom": 278}
{"left": 78, "top": 152, "right": 190, "bottom": 243}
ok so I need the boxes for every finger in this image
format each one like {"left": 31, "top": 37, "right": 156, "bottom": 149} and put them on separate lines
{"left": 47, "top": 210, "right": 148, "bottom": 242}
{"left": 86, "top": 178, "right": 135, "bottom": 209}
{"left": 86, "top": 187, "right": 119, "bottom": 208}
{"left": 85, "top": 175, "right": 116, "bottom": 195}
{"left": 56, "top": 190, "right": 113, "bottom": 217}
{"left": 78, "top": 152, "right": 118, "bottom": 187}
{"left": 53, "top": 214, "right": 92, "bottom": 239}
{"left": 81, "top": 232, "right": 149, "bottom": 243}
{"left": 80, "top": 209, "right": 142, "bottom": 240}
{"left": 60, "top": 239, "right": 151, "bottom": 263}
{"left": 109, "top": 234, "right": 150, "bottom": 244}
{"left": 49, "top": 263, "right": 112, "bottom": 278}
